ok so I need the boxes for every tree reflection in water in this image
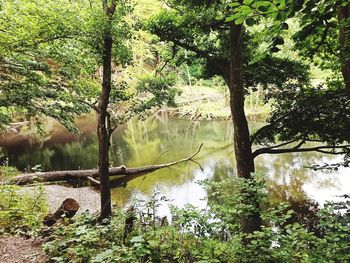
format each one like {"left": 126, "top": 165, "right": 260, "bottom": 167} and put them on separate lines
{"left": 0, "top": 113, "right": 348, "bottom": 215}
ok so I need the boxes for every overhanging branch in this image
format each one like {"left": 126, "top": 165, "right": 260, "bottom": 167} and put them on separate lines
{"left": 250, "top": 113, "right": 290, "bottom": 146}
{"left": 253, "top": 144, "right": 350, "bottom": 158}
{"left": 265, "top": 137, "right": 303, "bottom": 150}
{"left": 158, "top": 36, "right": 229, "bottom": 80}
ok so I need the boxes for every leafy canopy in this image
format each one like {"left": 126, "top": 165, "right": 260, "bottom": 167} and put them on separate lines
{"left": 147, "top": 0, "right": 309, "bottom": 88}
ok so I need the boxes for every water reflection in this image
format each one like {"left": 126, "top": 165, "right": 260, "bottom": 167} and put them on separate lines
{"left": 0, "top": 113, "right": 348, "bottom": 214}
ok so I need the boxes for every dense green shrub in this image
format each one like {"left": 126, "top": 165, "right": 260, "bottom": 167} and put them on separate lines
{"left": 136, "top": 74, "right": 181, "bottom": 107}
{"left": 0, "top": 165, "right": 19, "bottom": 181}
{"left": 0, "top": 184, "right": 48, "bottom": 236}
{"left": 44, "top": 177, "right": 350, "bottom": 263}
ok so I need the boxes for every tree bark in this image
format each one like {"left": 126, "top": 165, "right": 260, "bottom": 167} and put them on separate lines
{"left": 229, "top": 22, "right": 261, "bottom": 234}
{"left": 229, "top": 24, "right": 254, "bottom": 179}
{"left": 97, "top": 1, "right": 116, "bottom": 220}
{"left": 338, "top": 3, "right": 350, "bottom": 93}
{"left": 98, "top": 37, "right": 113, "bottom": 219}
{"left": 43, "top": 198, "right": 80, "bottom": 226}
{"left": 6, "top": 144, "right": 203, "bottom": 186}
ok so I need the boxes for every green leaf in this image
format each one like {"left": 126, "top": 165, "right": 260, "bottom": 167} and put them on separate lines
{"left": 130, "top": 235, "right": 145, "bottom": 243}
{"left": 252, "top": 1, "right": 272, "bottom": 8}
{"left": 243, "top": 0, "right": 254, "bottom": 5}
{"left": 257, "top": 5, "right": 269, "bottom": 13}
{"left": 226, "top": 12, "right": 244, "bottom": 22}
{"left": 235, "top": 16, "right": 246, "bottom": 25}
{"left": 229, "top": 2, "right": 241, "bottom": 8}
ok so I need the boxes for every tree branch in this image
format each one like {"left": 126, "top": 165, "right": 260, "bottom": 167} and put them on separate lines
{"left": 155, "top": 44, "right": 177, "bottom": 77}
{"left": 158, "top": 36, "right": 229, "bottom": 80}
{"left": 250, "top": 113, "right": 291, "bottom": 146}
{"left": 5, "top": 144, "right": 204, "bottom": 186}
{"left": 79, "top": 100, "right": 99, "bottom": 112}
{"left": 264, "top": 137, "right": 302, "bottom": 150}
{"left": 253, "top": 144, "right": 350, "bottom": 158}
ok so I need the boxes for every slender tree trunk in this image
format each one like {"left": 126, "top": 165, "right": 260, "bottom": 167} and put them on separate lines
{"left": 98, "top": 1, "right": 116, "bottom": 220}
{"left": 229, "top": 23, "right": 261, "bottom": 234}
{"left": 338, "top": 3, "right": 350, "bottom": 93}
{"left": 229, "top": 24, "right": 254, "bottom": 179}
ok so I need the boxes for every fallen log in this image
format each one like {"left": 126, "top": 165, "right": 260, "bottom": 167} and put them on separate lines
{"left": 43, "top": 198, "right": 80, "bottom": 226}
{"left": 5, "top": 144, "right": 203, "bottom": 186}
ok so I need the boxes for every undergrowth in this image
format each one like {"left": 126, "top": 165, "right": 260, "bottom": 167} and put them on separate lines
{"left": 44, "top": 176, "right": 350, "bottom": 263}
{"left": 0, "top": 184, "right": 48, "bottom": 236}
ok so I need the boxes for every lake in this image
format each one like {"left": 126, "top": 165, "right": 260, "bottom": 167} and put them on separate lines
{"left": 1, "top": 112, "right": 349, "bottom": 216}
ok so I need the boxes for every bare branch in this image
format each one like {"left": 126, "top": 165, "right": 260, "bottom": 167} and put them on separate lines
{"left": 189, "top": 159, "right": 204, "bottom": 171}
{"left": 155, "top": 44, "right": 177, "bottom": 77}
{"left": 293, "top": 138, "right": 307, "bottom": 149}
{"left": 265, "top": 137, "right": 302, "bottom": 150}
{"left": 253, "top": 144, "right": 350, "bottom": 158}
{"left": 6, "top": 144, "right": 204, "bottom": 186}
{"left": 87, "top": 176, "right": 100, "bottom": 185}
{"left": 316, "top": 149, "right": 348, "bottom": 155}
{"left": 79, "top": 100, "right": 99, "bottom": 112}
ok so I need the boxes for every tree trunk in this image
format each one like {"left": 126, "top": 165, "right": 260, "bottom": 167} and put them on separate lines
{"left": 229, "top": 24, "right": 254, "bottom": 179}
{"left": 229, "top": 22, "right": 261, "bottom": 234}
{"left": 43, "top": 198, "right": 80, "bottom": 226}
{"left": 98, "top": 2, "right": 115, "bottom": 220}
{"left": 338, "top": 3, "right": 350, "bottom": 93}
{"left": 6, "top": 145, "right": 202, "bottom": 186}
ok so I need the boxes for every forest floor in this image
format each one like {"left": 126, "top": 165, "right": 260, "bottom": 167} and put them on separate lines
{"left": 0, "top": 236, "right": 46, "bottom": 263}
{"left": 0, "top": 185, "right": 100, "bottom": 263}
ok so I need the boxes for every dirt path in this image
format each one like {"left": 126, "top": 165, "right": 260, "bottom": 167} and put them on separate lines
{"left": 0, "top": 185, "right": 100, "bottom": 263}
{"left": 0, "top": 237, "right": 46, "bottom": 263}
{"left": 44, "top": 185, "right": 100, "bottom": 214}
{"left": 20, "top": 184, "right": 101, "bottom": 214}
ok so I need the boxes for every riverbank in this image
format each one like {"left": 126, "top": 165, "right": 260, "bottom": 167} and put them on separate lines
{"left": 165, "top": 85, "right": 270, "bottom": 121}
{"left": 2, "top": 176, "right": 350, "bottom": 263}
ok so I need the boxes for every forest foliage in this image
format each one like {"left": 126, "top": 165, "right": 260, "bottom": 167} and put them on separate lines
{"left": 1, "top": 0, "right": 350, "bottom": 261}
{"left": 43, "top": 177, "right": 350, "bottom": 263}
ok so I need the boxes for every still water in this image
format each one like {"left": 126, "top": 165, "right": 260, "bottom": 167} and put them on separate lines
{"left": 0, "top": 113, "right": 349, "bottom": 215}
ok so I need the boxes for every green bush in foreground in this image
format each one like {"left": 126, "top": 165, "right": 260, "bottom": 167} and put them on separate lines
{"left": 44, "top": 177, "right": 350, "bottom": 263}
{"left": 0, "top": 184, "right": 48, "bottom": 236}
{"left": 0, "top": 165, "right": 19, "bottom": 181}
